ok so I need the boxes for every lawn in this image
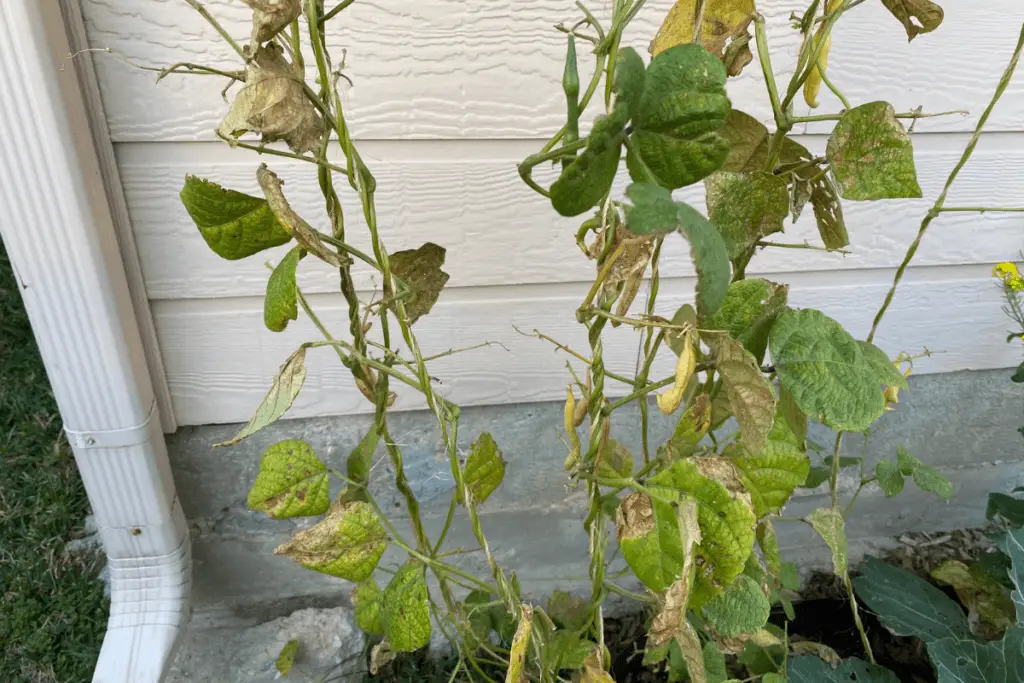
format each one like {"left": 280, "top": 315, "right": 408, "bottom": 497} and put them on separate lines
{"left": 0, "top": 245, "right": 109, "bottom": 682}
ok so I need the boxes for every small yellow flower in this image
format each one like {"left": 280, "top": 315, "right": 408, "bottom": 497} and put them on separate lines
{"left": 994, "top": 262, "right": 1019, "bottom": 279}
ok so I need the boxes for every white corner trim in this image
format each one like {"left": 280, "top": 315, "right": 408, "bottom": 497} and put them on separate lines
{"left": 0, "top": 2, "right": 191, "bottom": 682}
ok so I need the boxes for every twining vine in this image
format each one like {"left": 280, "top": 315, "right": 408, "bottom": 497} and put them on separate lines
{"left": 155, "top": 0, "right": 1024, "bottom": 680}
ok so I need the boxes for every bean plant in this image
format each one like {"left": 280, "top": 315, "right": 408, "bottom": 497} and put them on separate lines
{"left": 164, "top": 0, "right": 1024, "bottom": 680}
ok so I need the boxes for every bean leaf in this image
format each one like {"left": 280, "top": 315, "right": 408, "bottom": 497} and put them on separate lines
{"left": 180, "top": 176, "right": 291, "bottom": 260}
{"left": 382, "top": 562, "right": 432, "bottom": 652}
{"left": 461, "top": 432, "right": 506, "bottom": 504}
{"left": 728, "top": 410, "right": 810, "bottom": 517}
{"left": 827, "top": 102, "right": 922, "bottom": 201}
{"left": 241, "top": 0, "right": 301, "bottom": 44}
{"left": 881, "top": 0, "right": 944, "bottom": 41}
{"left": 702, "top": 575, "right": 770, "bottom": 637}
{"left": 806, "top": 507, "right": 847, "bottom": 575}
{"left": 705, "top": 332, "right": 776, "bottom": 455}
{"left": 217, "top": 346, "right": 307, "bottom": 446}
{"left": 353, "top": 579, "right": 385, "bottom": 636}
{"left": 703, "top": 278, "right": 788, "bottom": 364}
{"left": 650, "top": 0, "right": 757, "bottom": 77}
{"left": 788, "top": 656, "right": 900, "bottom": 683}
{"left": 265, "top": 247, "right": 303, "bottom": 332}
{"left": 390, "top": 243, "right": 450, "bottom": 325}
{"left": 247, "top": 439, "right": 329, "bottom": 519}
{"left": 275, "top": 639, "right": 299, "bottom": 677}
{"left": 274, "top": 501, "right": 388, "bottom": 582}
{"left": 706, "top": 171, "right": 789, "bottom": 261}
{"left": 875, "top": 460, "right": 905, "bottom": 498}
{"left": 551, "top": 116, "right": 626, "bottom": 217}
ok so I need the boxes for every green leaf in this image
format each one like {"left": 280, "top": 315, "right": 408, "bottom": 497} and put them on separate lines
{"left": 913, "top": 464, "right": 954, "bottom": 501}
{"left": 667, "top": 304, "right": 699, "bottom": 356}
{"left": 702, "top": 575, "right": 770, "bottom": 637}
{"left": 461, "top": 433, "right": 506, "bottom": 504}
{"left": 662, "top": 394, "right": 712, "bottom": 461}
{"left": 881, "top": 0, "right": 944, "bottom": 41}
{"left": 464, "top": 589, "right": 494, "bottom": 646}
{"left": 757, "top": 520, "right": 782, "bottom": 578}
{"left": 547, "top": 591, "right": 589, "bottom": 631}
{"left": 703, "top": 639, "right": 729, "bottom": 683}
{"left": 390, "top": 243, "right": 450, "bottom": 325}
{"left": 729, "top": 422, "right": 810, "bottom": 518}
{"left": 705, "top": 332, "right": 776, "bottom": 456}
{"left": 338, "top": 426, "right": 381, "bottom": 504}
{"left": 631, "top": 44, "right": 731, "bottom": 190}
{"left": 778, "top": 385, "right": 808, "bottom": 448}
{"left": 810, "top": 175, "right": 849, "bottom": 250}
{"left": 769, "top": 308, "right": 886, "bottom": 432}
{"left": 702, "top": 278, "right": 788, "bottom": 364}
{"left": 827, "top": 102, "right": 922, "bottom": 201}
{"left": 353, "top": 579, "right": 385, "bottom": 636}
{"left": 612, "top": 47, "right": 646, "bottom": 122}
{"left": 875, "top": 460, "right": 906, "bottom": 498}
{"left": 264, "top": 247, "right": 302, "bottom": 332}
{"left": 788, "top": 656, "right": 900, "bottom": 683}
{"left": 976, "top": 549, "right": 1014, "bottom": 590}
{"left": 624, "top": 183, "right": 731, "bottom": 315}
{"left": 897, "top": 444, "right": 922, "bottom": 475}
{"left": 931, "top": 560, "right": 1015, "bottom": 639}
{"left": 597, "top": 440, "right": 635, "bottom": 480}
{"left": 988, "top": 492, "right": 1024, "bottom": 526}
{"left": 806, "top": 507, "right": 847, "bottom": 575}
{"left": 853, "top": 556, "right": 972, "bottom": 643}
{"left": 858, "top": 342, "right": 910, "bottom": 390}
{"left": 180, "top": 176, "right": 291, "bottom": 260}
{"left": 928, "top": 627, "right": 1024, "bottom": 683}
{"left": 247, "top": 439, "right": 329, "bottom": 519}
{"left": 382, "top": 562, "right": 431, "bottom": 652}
{"left": 1002, "top": 526, "right": 1024, "bottom": 620}
{"left": 706, "top": 171, "right": 789, "bottom": 261}
{"left": 217, "top": 347, "right": 307, "bottom": 447}
{"left": 781, "top": 562, "right": 800, "bottom": 591}
{"left": 275, "top": 639, "right": 299, "bottom": 677}
{"left": 551, "top": 115, "right": 625, "bottom": 217}
{"left": 273, "top": 501, "right": 388, "bottom": 581}
{"left": 547, "top": 631, "right": 594, "bottom": 671}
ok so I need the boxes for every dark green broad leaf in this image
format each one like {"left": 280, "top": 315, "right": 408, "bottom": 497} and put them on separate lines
{"left": 928, "top": 627, "right": 1024, "bottom": 683}
{"left": 706, "top": 171, "right": 789, "bottom": 261}
{"left": 858, "top": 341, "right": 909, "bottom": 391}
{"left": 701, "top": 574, "right": 771, "bottom": 637}
{"left": 265, "top": 247, "right": 303, "bottom": 332}
{"left": 624, "top": 183, "right": 731, "bottom": 316}
{"left": 881, "top": 0, "right": 944, "bottom": 41}
{"left": 247, "top": 439, "right": 329, "bottom": 519}
{"left": 827, "top": 102, "right": 922, "bottom": 201}
{"left": 788, "top": 656, "right": 900, "bottom": 683}
{"left": 770, "top": 309, "right": 888, "bottom": 432}
{"left": 390, "top": 243, "right": 450, "bottom": 325}
{"left": 988, "top": 491, "right": 1024, "bottom": 526}
{"left": 631, "top": 44, "right": 731, "bottom": 189}
{"left": 853, "top": 556, "right": 972, "bottom": 643}
{"left": 550, "top": 115, "right": 627, "bottom": 217}
{"left": 612, "top": 47, "right": 646, "bottom": 124}
{"left": 702, "top": 278, "right": 788, "bottom": 363}
{"left": 1002, "top": 526, "right": 1024, "bottom": 620}
{"left": 875, "top": 459, "right": 905, "bottom": 497}
{"left": 180, "top": 176, "right": 292, "bottom": 260}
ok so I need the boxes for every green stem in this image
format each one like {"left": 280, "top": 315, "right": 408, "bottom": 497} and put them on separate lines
{"left": 215, "top": 132, "right": 350, "bottom": 174}
{"left": 754, "top": 15, "right": 784, "bottom": 129}
{"left": 939, "top": 206, "right": 1024, "bottom": 213}
{"left": 790, "top": 109, "right": 969, "bottom": 123}
{"left": 321, "top": 0, "right": 357, "bottom": 23}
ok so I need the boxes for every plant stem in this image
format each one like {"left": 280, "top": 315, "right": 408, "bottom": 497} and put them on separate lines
{"left": 754, "top": 16, "right": 784, "bottom": 129}
{"left": 790, "top": 108, "right": 969, "bottom": 123}
{"left": 215, "top": 131, "right": 350, "bottom": 173}
{"left": 868, "top": 22, "right": 1024, "bottom": 342}
{"left": 321, "top": 0, "right": 357, "bottom": 23}
{"left": 939, "top": 206, "right": 1024, "bottom": 213}
{"left": 758, "top": 240, "right": 849, "bottom": 254}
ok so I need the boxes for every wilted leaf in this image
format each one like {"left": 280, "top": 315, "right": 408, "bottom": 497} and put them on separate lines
{"left": 382, "top": 563, "right": 431, "bottom": 652}
{"left": 256, "top": 165, "right": 345, "bottom": 267}
{"left": 810, "top": 175, "right": 849, "bottom": 250}
{"left": 597, "top": 440, "right": 635, "bottom": 480}
{"left": 702, "top": 575, "right": 770, "bottom": 637}
{"left": 460, "top": 433, "right": 506, "bottom": 505}
{"left": 718, "top": 111, "right": 812, "bottom": 176}
{"left": 551, "top": 115, "right": 626, "bottom": 217}
{"left": 788, "top": 656, "right": 900, "bottom": 683}
{"left": 806, "top": 507, "right": 847, "bottom": 575}
{"left": 180, "top": 176, "right": 291, "bottom": 260}
{"left": 769, "top": 309, "right": 887, "bottom": 432}
{"left": 275, "top": 639, "right": 299, "bottom": 677}
{"left": 790, "top": 641, "right": 842, "bottom": 668}
{"left": 631, "top": 45, "right": 731, "bottom": 189}
{"left": 650, "top": 0, "right": 757, "bottom": 78}
{"left": 370, "top": 641, "right": 396, "bottom": 675}
{"left": 706, "top": 171, "right": 789, "bottom": 261}
{"left": 702, "top": 278, "right": 788, "bottom": 364}
{"left": 649, "top": 498, "right": 701, "bottom": 647}
{"left": 218, "top": 347, "right": 307, "bottom": 446}
{"left": 247, "top": 439, "right": 329, "bottom": 519}
{"left": 875, "top": 460, "right": 905, "bottom": 498}
{"left": 853, "top": 556, "right": 972, "bottom": 643}
{"left": 353, "top": 579, "right": 385, "bottom": 636}
{"left": 881, "top": 0, "right": 944, "bottom": 41}
{"left": 676, "top": 623, "right": 707, "bottom": 683}
{"left": 390, "top": 243, "right": 450, "bottom": 325}
{"left": 705, "top": 333, "right": 776, "bottom": 455}
{"left": 505, "top": 604, "right": 533, "bottom": 683}
{"left": 274, "top": 501, "right": 388, "bottom": 581}
{"left": 827, "top": 102, "right": 922, "bottom": 201}
{"left": 265, "top": 247, "right": 302, "bottom": 332}
{"left": 219, "top": 43, "right": 324, "bottom": 154}
{"left": 931, "top": 560, "right": 1015, "bottom": 639}
{"left": 661, "top": 394, "right": 712, "bottom": 461}
{"left": 581, "top": 650, "right": 617, "bottom": 683}
{"left": 241, "top": 0, "right": 301, "bottom": 44}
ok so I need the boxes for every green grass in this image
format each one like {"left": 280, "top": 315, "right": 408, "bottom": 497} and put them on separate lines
{"left": 0, "top": 246, "right": 109, "bottom": 682}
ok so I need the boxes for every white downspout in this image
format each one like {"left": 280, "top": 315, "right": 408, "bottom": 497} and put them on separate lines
{"left": 0, "top": 2, "right": 191, "bottom": 682}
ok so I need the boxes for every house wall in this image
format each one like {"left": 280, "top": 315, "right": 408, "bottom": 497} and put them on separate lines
{"left": 81, "top": 0, "right": 1024, "bottom": 427}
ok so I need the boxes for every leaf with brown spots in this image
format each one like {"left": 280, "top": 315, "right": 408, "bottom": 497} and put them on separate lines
{"left": 241, "top": 0, "right": 301, "bottom": 45}
{"left": 247, "top": 439, "right": 329, "bottom": 519}
{"left": 650, "top": 0, "right": 757, "bottom": 77}
{"left": 274, "top": 501, "right": 388, "bottom": 581}
{"left": 881, "top": 0, "right": 944, "bottom": 41}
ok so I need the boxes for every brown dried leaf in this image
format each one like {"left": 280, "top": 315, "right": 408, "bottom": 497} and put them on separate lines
{"left": 370, "top": 641, "right": 396, "bottom": 675}
{"left": 881, "top": 0, "right": 944, "bottom": 41}
{"left": 650, "top": 0, "right": 757, "bottom": 78}
{"left": 219, "top": 43, "right": 324, "bottom": 154}
{"left": 256, "top": 164, "right": 344, "bottom": 267}
{"left": 649, "top": 499, "right": 701, "bottom": 647}
{"left": 241, "top": 0, "right": 302, "bottom": 45}
{"left": 616, "top": 492, "right": 656, "bottom": 541}
{"left": 791, "top": 641, "right": 842, "bottom": 668}
{"left": 505, "top": 605, "right": 533, "bottom": 683}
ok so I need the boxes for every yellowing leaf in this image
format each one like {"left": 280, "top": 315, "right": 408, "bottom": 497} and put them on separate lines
{"left": 369, "top": 640, "right": 396, "bottom": 675}
{"left": 660, "top": 394, "right": 712, "bottom": 462}
{"left": 505, "top": 605, "right": 533, "bottom": 683}
{"left": 180, "top": 176, "right": 292, "bottom": 261}
{"left": 382, "top": 563, "right": 432, "bottom": 652}
{"left": 705, "top": 332, "right": 776, "bottom": 455}
{"left": 790, "top": 641, "right": 842, "bottom": 668}
{"left": 881, "top": 0, "right": 944, "bottom": 41}
{"left": 247, "top": 439, "right": 329, "bottom": 519}
{"left": 827, "top": 102, "right": 922, "bottom": 201}
{"left": 461, "top": 433, "right": 506, "bottom": 505}
{"left": 256, "top": 164, "right": 345, "bottom": 268}
{"left": 806, "top": 507, "right": 847, "bottom": 575}
{"left": 649, "top": 498, "right": 701, "bottom": 647}
{"left": 241, "top": 0, "right": 301, "bottom": 44}
{"left": 581, "top": 650, "right": 617, "bottom": 682}
{"left": 265, "top": 247, "right": 303, "bottom": 332}
{"left": 275, "top": 639, "right": 299, "bottom": 677}
{"left": 931, "top": 560, "right": 1015, "bottom": 640}
{"left": 597, "top": 440, "right": 635, "bottom": 480}
{"left": 352, "top": 579, "right": 385, "bottom": 636}
{"left": 650, "top": 0, "right": 757, "bottom": 77}
{"left": 390, "top": 243, "right": 450, "bottom": 325}
{"left": 274, "top": 501, "right": 387, "bottom": 581}
{"left": 217, "top": 346, "right": 307, "bottom": 446}
{"left": 219, "top": 44, "right": 324, "bottom": 154}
